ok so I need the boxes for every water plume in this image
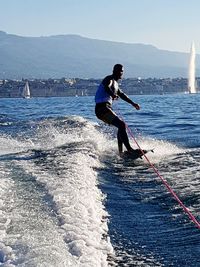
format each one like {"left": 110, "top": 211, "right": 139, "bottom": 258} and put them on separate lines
{"left": 188, "top": 42, "right": 196, "bottom": 94}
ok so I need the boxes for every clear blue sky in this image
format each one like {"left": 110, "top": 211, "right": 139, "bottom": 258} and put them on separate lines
{"left": 1, "top": 0, "right": 200, "bottom": 53}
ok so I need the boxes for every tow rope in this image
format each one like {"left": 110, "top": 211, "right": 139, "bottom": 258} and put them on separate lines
{"left": 117, "top": 108, "right": 200, "bottom": 229}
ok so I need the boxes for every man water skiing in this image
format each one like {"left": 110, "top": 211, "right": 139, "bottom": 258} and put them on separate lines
{"left": 95, "top": 64, "right": 141, "bottom": 157}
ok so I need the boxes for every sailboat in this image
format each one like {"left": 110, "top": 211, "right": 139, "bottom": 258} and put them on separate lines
{"left": 22, "top": 81, "right": 31, "bottom": 98}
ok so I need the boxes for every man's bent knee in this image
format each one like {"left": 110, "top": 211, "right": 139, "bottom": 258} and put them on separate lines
{"left": 112, "top": 118, "right": 126, "bottom": 130}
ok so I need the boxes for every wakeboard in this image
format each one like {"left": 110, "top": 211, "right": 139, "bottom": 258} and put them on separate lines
{"left": 120, "top": 148, "right": 154, "bottom": 160}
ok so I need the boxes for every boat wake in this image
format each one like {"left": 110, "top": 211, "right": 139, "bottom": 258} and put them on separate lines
{"left": 0, "top": 116, "right": 114, "bottom": 266}
{"left": 0, "top": 116, "right": 199, "bottom": 266}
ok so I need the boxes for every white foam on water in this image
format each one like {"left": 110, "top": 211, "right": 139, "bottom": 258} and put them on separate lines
{"left": 0, "top": 116, "right": 113, "bottom": 157}
{"left": 0, "top": 135, "right": 34, "bottom": 156}
{"left": 0, "top": 165, "right": 16, "bottom": 266}
{"left": 29, "top": 116, "right": 115, "bottom": 152}
{"left": 131, "top": 136, "right": 186, "bottom": 164}
{"left": 0, "top": 116, "right": 194, "bottom": 266}
{"left": 18, "top": 146, "right": 113, "bottom": 265}
{"left": 0, "top": 117, "right": 114, "bottom": 266}
{"left": 0, "top": 160, "right": 79, "bottom": 266}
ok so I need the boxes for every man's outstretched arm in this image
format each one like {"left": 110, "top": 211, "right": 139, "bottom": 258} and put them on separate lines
{"left": 118, "top": 91, "right": 140, "bottom": 110}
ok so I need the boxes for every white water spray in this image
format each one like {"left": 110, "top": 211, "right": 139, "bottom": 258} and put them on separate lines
{"left": 188, "top": 42, "right": 196, "bottom": 94}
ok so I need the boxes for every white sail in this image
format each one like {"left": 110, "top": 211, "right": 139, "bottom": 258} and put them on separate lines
{"left": 22, "top": 81, "right": 31, "bottom": 98}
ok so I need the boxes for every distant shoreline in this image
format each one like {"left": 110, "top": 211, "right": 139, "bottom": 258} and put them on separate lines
{"left": 0, "top": 77, "right": 199, "bottom": 98}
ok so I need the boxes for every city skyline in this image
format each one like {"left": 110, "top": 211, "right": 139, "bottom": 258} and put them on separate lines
{"left": 0, "top": 0, "right": 200, "bottom": 53}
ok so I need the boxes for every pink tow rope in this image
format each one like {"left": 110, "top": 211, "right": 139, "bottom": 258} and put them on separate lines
{"left": 117, "top": 108, "right": 200, "bottom": 229}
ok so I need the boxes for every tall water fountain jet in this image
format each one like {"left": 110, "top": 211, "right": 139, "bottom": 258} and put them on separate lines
{"left": 188, "top": 42, "right": 196, "bottom": 94}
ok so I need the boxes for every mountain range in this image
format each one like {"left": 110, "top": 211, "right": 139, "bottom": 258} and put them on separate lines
{"left": 0, "top": 31, "right": 199, "bottom": 79}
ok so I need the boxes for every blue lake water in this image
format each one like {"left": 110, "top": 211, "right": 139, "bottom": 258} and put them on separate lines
{"left": 0, "top": 94, "right": 200, "bottom": 266}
